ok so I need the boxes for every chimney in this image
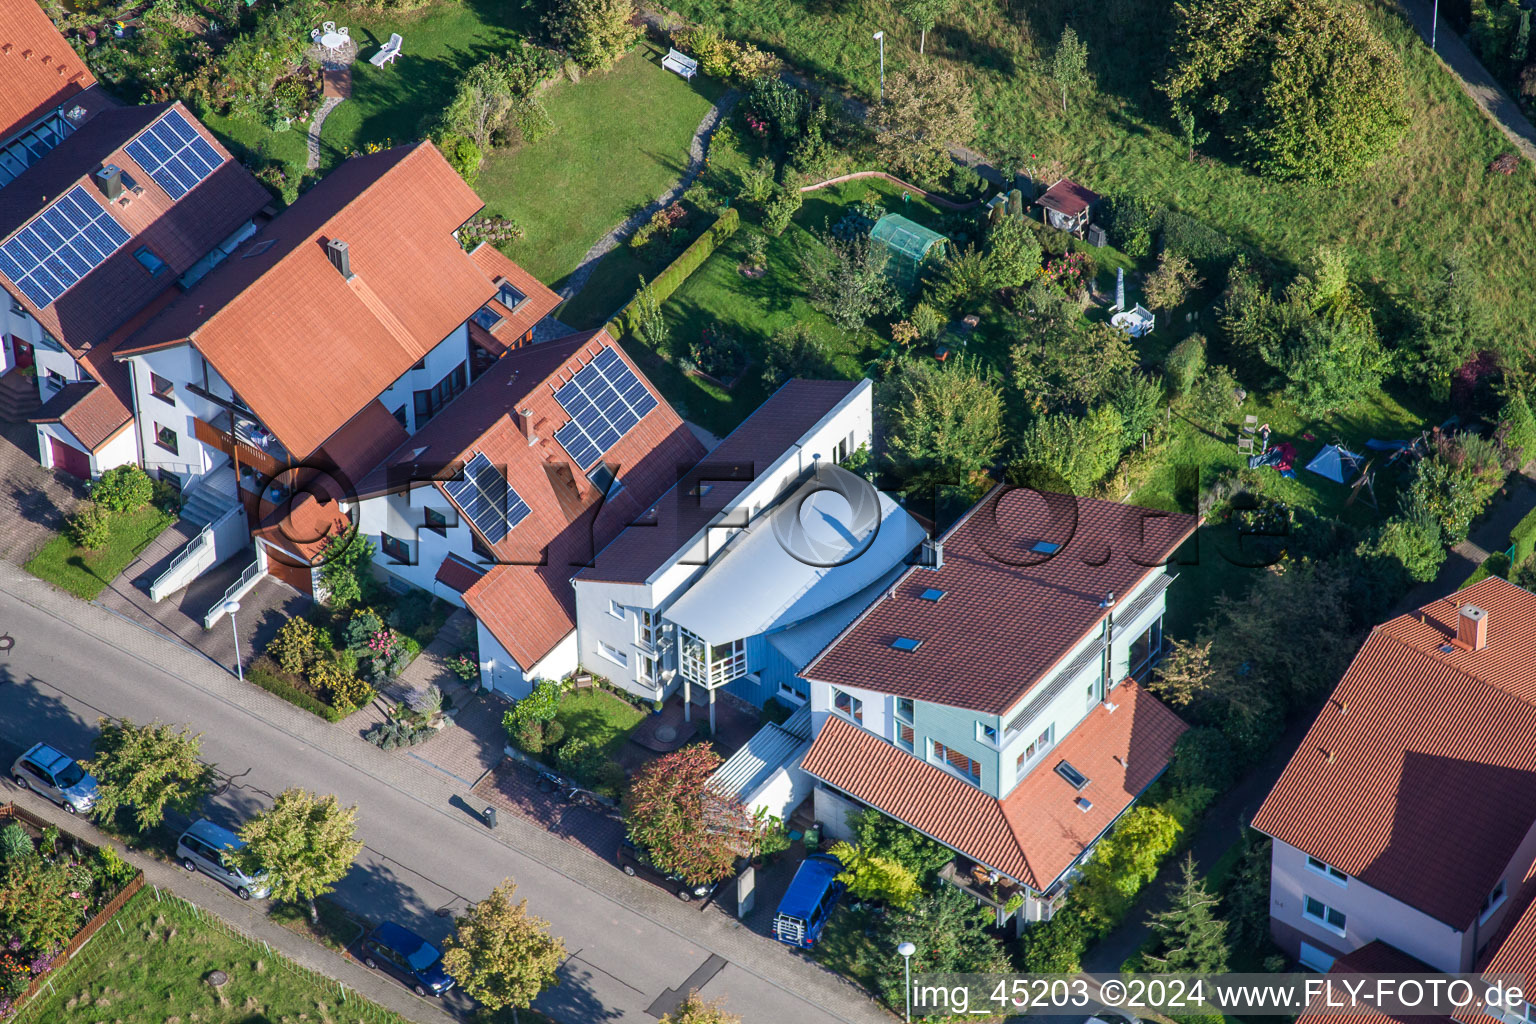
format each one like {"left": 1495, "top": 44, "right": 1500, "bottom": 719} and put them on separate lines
{"left": 96, "top": 164, "right": 123, "bottom": 202}
{"left": 515, "top": 407, "right": 538, "bottom": 445}
{"left": 326, "top": 239, "right": 353, "bottom": 280}
{"left": 919, "top": 538, "right": 944, "bottom": 570}
{"left": 1100, "top": 591, "right": 1116, "bottom": 609}
{"left": 1458, "top": 604, "right": 1488, "bottom": 651}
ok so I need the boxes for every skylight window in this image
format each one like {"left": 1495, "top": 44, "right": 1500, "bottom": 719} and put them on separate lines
{"left": 1030, "top": 540, "right": 1061, "bottom": 554}
{"left": 1055, "top": 760, "right": 1090, "bottom": 790}
{"left": 891, "top": 637, "right": 922, "bottom": 652}
{"left": 497, "top": 282, "right": 526, "bottom": 309}
{"left": 472, "top": 306, "right": 503, "bottom": 331}
{"left": 919, "top": 588, "right": 946, "bottom": 602}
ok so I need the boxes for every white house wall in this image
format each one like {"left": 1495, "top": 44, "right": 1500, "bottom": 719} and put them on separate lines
{"left": 128, "top": 345, "right": 227, "bottom": 484}
{"left": 744, "top": 753, "right": 813, "bottom": 824}
{"left": 574, "top": 579, "right": 661, "bottom": 698}
{"left": 376, "top": 324, "right": 473, "bottom": 433}
{"left": 2, "top": 301, "right": 49, "bottom": 374}
{"left": 354, "top": 487, "right": 477, "bottom": 608}
{"left": 476, "top": 618, "right": 577, "bottom": 699}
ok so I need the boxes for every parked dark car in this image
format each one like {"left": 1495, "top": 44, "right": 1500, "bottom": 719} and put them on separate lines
{"left": 618, "top": 838, "right": 718, "bottom": 902}
{"left": 359, "top": 921, "right": 455, "bottom": 997}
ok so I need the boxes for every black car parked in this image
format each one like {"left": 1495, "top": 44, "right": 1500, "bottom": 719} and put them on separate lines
{"left": 618, "top": 838, "right": 718, "bottom": 902}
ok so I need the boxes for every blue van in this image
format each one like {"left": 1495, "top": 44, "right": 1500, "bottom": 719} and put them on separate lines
{"left": 772, "top": 853, "right": 846, "bottom": 948}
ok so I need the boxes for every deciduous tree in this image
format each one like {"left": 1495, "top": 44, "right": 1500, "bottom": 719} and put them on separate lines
{"left": 234, "top": 789, "right": 363, "bottom": 923}
{"left": 441, "top": 879, "right": 566, "bottom": 1012}
{"left": 895, "top": 0, "right": 954, "bottom": 54}
{"left": 1163, "top": 0, "right": 1408, "bottom": 182}
{"left": 876, "top": 60, "right": 975, "bottom": 184}
{"left": 1143, "top": 251, "right": 1203, "bottom": 311}
{"left": 1050, "top": 25, "right": 1090, "bottom": 114}
{"left": 660, "top": 992, "right": 743, "bottom": 1024}
{"left": 882, "top": 356, "right": 1004, "bottom": 494}
{"left": 543, "top": 0, "right": 638, "bottom": 70}
{"left": 1150, "top": 638, "right": 1216, "bottom": 708}
{"left": 624, "top": 744, "right": 758, "bottom": 885}
{"left": 796, "top": 232, "right": 899, "bottom": 330}
{"left": 84, "top": 719, "right": 215, "bottom": 832}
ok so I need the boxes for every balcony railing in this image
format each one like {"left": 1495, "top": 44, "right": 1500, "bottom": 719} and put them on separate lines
{"left": 939, "top": 858, "right": 1028, "bottom": 913}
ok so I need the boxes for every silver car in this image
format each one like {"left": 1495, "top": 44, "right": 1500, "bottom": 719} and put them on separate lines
{"left": 10, "top": 742, "right": 98, "bottom": 814}
{"left": 176, "top": 819, "right": 272, "bottom": 900}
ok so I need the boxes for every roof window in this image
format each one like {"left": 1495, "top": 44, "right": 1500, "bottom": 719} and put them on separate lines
{"left": 919, "top": 588, "right": 946, "bottom": 602}
{"left": 1055, "top": 760, "right": 1090, "bottom": 790}
{"left": 1030, "top": 540, "right": 1061, "bottom": 554}
{"left": 891, "top": 637, "right": 922, "bottom": 652}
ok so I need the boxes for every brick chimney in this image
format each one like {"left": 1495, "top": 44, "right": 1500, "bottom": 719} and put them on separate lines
{"left": 1458, "top": 604, "right": 1488, "bottom": 651}
{"left": 514, "top": 407, "right": 537, "bottom": 445}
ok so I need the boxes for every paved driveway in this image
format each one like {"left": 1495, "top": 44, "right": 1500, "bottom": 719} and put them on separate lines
{"left": 0, "top": 419, "right": 84, "bottom": 563}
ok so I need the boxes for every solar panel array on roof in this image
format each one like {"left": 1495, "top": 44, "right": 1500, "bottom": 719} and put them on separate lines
{"left": 443, "top": 453, "right": 531, "bottom": 544}
{"left": 553, "top": 346, "right": 658, "bottom": 469}
{"left": 0, "top": 185, "right": 131, "bottom": 307}
{"left": 124, "top": 109, "right": 225, "bottom": 200}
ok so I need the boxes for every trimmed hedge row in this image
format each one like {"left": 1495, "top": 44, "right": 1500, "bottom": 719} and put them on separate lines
{"left": 247, "top": 658, "right": 346, "bottom": 722}
{"left": 606, "top": 206, "right": 740, "bottom": 340}
{"left": 1510, "top": 505, "right": 1536, "bottom": 567}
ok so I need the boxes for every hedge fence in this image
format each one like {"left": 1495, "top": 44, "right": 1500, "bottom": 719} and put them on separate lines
{"left": 1510, "top": 504, "right": 1536, "bottom": 566}
{"left": 604, "top": 206, "right": 739, "bottom": 341}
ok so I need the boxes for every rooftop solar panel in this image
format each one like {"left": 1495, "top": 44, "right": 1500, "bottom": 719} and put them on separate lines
{"left": 0, "top": 185, "right": 130, "bottom": 307}
{"left": 551, "top": 348, "right": 658, "bottom": 469}
{"left": 443, "top": 453, "right": 531, "bottom": 545}
{"left": 124, "top": 109, "right": 225, "bottom": 201}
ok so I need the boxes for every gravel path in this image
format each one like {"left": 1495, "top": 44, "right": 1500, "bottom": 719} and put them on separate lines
{"left": 306, "top": 95, "right": 343, "bottom": 170}
{"left": 558, "top": 89, "right": 741, "bottom": 302}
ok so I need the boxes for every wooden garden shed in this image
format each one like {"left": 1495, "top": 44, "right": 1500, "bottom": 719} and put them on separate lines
{"left": 1035, "top": 178, "right": 1101, "bottom": 237}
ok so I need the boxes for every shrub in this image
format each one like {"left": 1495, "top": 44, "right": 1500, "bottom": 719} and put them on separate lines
{"left": 1359, "top": 514, "right": 1446, "bottom": 584}
{"left": 747, "top": 76, "right": 807, "bottom": 140}
{"left": 1498, "top": 392, "right": 1536, "bottom": 468}
{"left": 736, "top": 156, "right": 776, "bottom": 207}
{"left": 67, "top": 502, "right": 113, "bottom": 550}
{"left": 848, "top": 808, "right": 952, "bottom": 880}
{"left": 1164, "top": 334, "right": 1207, "bottom": 397}
{"left": 1018, "top": 910, "right": 1087, "bottom": 972}
{"left": 246, "top": 657, "right": 345, "bottom": 722}
{"left": 1511, "top": 505, "right": 1536, "bottom": 566}
{"left": 313, "top": 660, "right": 374, "bottom": 712}
{"left": 512, "top": 718, "right": 546, "bottom": 754}
{"left": 543, "top": 718, "right": 566, "bottom": 748}
{"left": 94, "top": 845, "right": 137, "bottom": 890}
{"left": 345, "top": 608, "right": 386, "bottom": 653}
{"left": 542, "top": 0, "right": 638, "bottom": 71}
{"left": 1188, "top": 364, "right": 1243, "bottom": 428}
{"left": 1103, "top": 192, "right": 1162, "bottom": 258}
{"left": 0, "top": 823, "right": 33, "bottom": 862}
{"left": 1143, "top": 251, "right": 1204, "bottom": 311}
{"left": 761, "top": 184, "right": 802, "bottom": 237}
{"left": 318, "top": 530, "right": 376, "bottom": 607}
{"left": 1109, "top": 372, "right": 1166, "bottom": 448}
{"left": 557, "top": 737, "right": 609, "bottom": 787}
{"left": 1010, "top": 407, "right": 1125, "bottom": 495}
{"left": 407, "top": 684, "right": 444, "bottom": 717}
{"left": 826, "top": 841, "right": 921, "bottom": 907}
{"left": 435, "top": 131, "right": 483, "bottom": 186}
{"left": 1170, "top": 728, "right": 1235, "bottom": 792}
{"left": 268, "top": 617, "right": 326, "bottom": 675}
{"left": 1161, "top": 211, "right": 1236, "bottom": 262}
{"left": 90, "top": 465, "right": 154, "bottom": 514}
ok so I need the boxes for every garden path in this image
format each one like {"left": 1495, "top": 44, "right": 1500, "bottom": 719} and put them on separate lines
{"left": 1396, "top": 0, "right": 1536, "bottom": 162}
{"left": 306, "top": 96, "right": 344, "bottom": 170}
{"left": 557, "top": 89, "right": 741, "bottom": 302}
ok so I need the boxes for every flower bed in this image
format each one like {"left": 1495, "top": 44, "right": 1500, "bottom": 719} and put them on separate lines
{"left": 0, "top": 803, "right": 144, "bottom": 1020}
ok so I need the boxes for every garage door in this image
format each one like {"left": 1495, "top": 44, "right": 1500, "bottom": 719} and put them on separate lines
{"left": 48, "top": 436, "right": 90, "bottom": 479}
{"left": 262, "top": 544, "right": 314, "bottom": 596}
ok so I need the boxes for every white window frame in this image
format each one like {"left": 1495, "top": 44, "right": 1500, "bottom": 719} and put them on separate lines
{"left": 1481, "top": 879, "right": 1508, "bottom": 923}
{"left": 638, "top": 609, "right": 656, "bottom": 647}
{"left": 597, "top": 641, "right": 627, "bottom": 668}
{"left": 1303, "top": 894, "right": 1347, "bottom": 937}
{"left": 1298, "top": 941, "right": 1336, "bottom": 973}
{"left": 895, "top": 721, "right": 915, "bottom": 751}
{"left": 1017, "top": 725, "right": 1055, "bottom": 777}
{"left": 895, "top": 696, "right": 914, "bottom": 722}
{"left": 976, "top": 721, "right": 1000, "bottom": 747}
{"left": 833, "top": 688, "right": 863, "bottom": 724}
{"left": 1305, "top": 856, "right": 1349, "bottom": 887}
{"left": 777, "top": 680, "right": 807, "bottom": 704}
{"left": 637, "top": 652, "right": 658, "bottom": 684}
{"left": 931, "top": 739, "right": 982, "bottom": 786}
{"left": 608, "top": 599, "right": 627, "bottom": 620}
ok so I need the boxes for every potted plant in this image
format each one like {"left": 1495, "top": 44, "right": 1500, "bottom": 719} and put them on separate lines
{"left": 651, "top": 698, "right": 664, "bottom": 715}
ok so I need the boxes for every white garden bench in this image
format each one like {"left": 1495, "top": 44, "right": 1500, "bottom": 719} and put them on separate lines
{"left": 369, "top": 32, "right": 403, "bottom": 67}
{"left": 662, "top": 48, "right": 698, "bottom": 80}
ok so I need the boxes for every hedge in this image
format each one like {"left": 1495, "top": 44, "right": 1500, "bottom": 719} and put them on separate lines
{"left": 1462, "top": 551, "right": 1512, "bottom": 590}
{"left": 246, "top": 658, "right": 346, "bottom": 722}
{"left": 1510, "top": 505, "right": 1536, "bottom": 567}
{"left": 606, "top": 206, "right": 740, "bottom": 340}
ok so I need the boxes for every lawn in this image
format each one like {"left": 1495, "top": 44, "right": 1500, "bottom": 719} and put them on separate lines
{"left": 552, "top": 688, "right": 645, "bottom": 762}
{"left": 665, "top": 0, "right": 1536, "bottom": 342}
{"left": 479, "top": 42, "right": 723, "bottom": 288}
{"left": 24, "top": 506, "right": 176, "bottom": 601}
{"left": 19, "top": 890, "right": 411, "bottom": 1024}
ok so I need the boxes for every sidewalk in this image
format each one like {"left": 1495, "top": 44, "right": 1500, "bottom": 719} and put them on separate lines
{"left": 7, "top": 786, "right": 458, "bottom": 1024}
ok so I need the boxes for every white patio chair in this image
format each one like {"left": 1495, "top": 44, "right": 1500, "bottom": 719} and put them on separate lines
{"left": 322, "top": 20, "right": 336, "bottom": 33}
{"left": 311, "top": 27, "right": 321, "bottom": 41}
{"left": 338, "top": 26, "right": 349, "bottom": 37}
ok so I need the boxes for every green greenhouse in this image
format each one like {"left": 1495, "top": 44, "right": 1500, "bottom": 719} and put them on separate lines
{"left": 869, "top": 214, "right": 947, "bottom": 292}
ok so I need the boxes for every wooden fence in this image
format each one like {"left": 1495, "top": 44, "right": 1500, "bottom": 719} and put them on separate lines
{"left": 0, "top": 802, "right": 146, "bottom": 1017}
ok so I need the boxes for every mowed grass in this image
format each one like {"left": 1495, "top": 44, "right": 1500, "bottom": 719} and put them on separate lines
{"left": 552, "top": 688, "right": 645, "bottom": 762}
{"left": 22, "top": 891, "right": 412, "bottom": 1024}
{"left": 479, "top": 43, "right": 723, "bottom": 287}
{"left": 25, "top": 506, "right": 176, "bottom": 601}
{"left": 667, "top": 0, "right": 1536, "bottom": 340}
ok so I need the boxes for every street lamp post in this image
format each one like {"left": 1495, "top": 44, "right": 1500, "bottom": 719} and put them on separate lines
{"left": 873, "top": 31, "right": 885, "bottom": 105}
{"left": 222, "top": 599, "right": 243, "bottom": 683}
{"left": 1430, "top": 0, "right": 1439, "bottom": 51}
{"left": 897, "top": 941, "right": 916, "bottom": 1023}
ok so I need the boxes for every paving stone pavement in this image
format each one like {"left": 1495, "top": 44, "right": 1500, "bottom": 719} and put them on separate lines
{"left": 0, "top": 420, "right": 85, "bottom": 564}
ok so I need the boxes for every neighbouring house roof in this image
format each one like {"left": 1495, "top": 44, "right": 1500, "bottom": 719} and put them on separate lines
{"left": 314, "top": 399, "right": 410, "bottom": 492}
{"left": 1297, "top": 942, "right": 1454, "bottom": 1024}
{"left": 117, "top": 142, "right": 499, "bottom": 460}
{"left": 710, "top": 722, "right": 811, "bottom": 805}
{"left": 803, "top": 487, "right": 1198, "bottom": 716}
{"left": 1034, "top": 178, "right": 1101, "bottom": 217}
{"left": 578, "top": 379, "right": 862, "bottom": 585}
{"left": 466, "top": 242, "right": 561, "bottom": 353}
{"left": 801, "top": 678, "right": 1186, "bottom": 891}
{"left": 434, "top": 553, "right": 487, "bottom": 594}
{"left": 364, "top": 329, "right": 704, "bottom": 669}
{"left": 1252, "top": 576, "right": 1536, "bottom": 930}
{"left": 664, "top": 478, "right": 927, "bottom": 645}
{"left": 0, "top": 0, "right": 98, "bottom": 142}
{"left": 0, "top": 102, "right": 269, "bottom": 355}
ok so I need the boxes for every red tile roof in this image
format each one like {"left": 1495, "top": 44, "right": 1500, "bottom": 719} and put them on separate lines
{"left": 805, "top": 487, "right": 1198, "bottom": 716}
{"left": 0, "top": 0, "right": 97, "bottom": 140}
{"left": 315, "top": 399, "right": 409, "bottom": 492}
{"left": 1035, "top": 178, "right": 1101, "bottom": 217}
{"left": 1252, "top": 576, "right": 1536, "bottom": 929}
{"left": 801, "top": 679, "right": 1186, "bottom": 890}
{"left": 467, "top": 243, "right": 561, "bottom": 351}
{"left": 1457, "top": 886, "right": 1536, "bottom": 1024}
{"left": 1297, "top": 942, "right": 1454, "bottom": 1024}
{"left": 1, "top": 102, "right": 270, "bottom": 354}
{"left": 578, "top": 378, "right": 860, "bottom": 584}
{"left": 367, "top": 329, "right": 704, "bottom": 668}
{"left": 118, "top": 142, "right": 498, "bottom": 460}
{"left": 435, "top": 553, "right": 487, "bottom": 594}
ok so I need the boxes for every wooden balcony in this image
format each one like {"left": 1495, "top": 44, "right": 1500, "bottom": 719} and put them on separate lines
{"left": 193, "top": 412, "right": 286, "bottom": 479}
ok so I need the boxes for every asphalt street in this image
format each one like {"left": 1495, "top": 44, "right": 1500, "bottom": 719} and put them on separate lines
{"left": 0, "top": 569, "right": 890, "bottom": 1024}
